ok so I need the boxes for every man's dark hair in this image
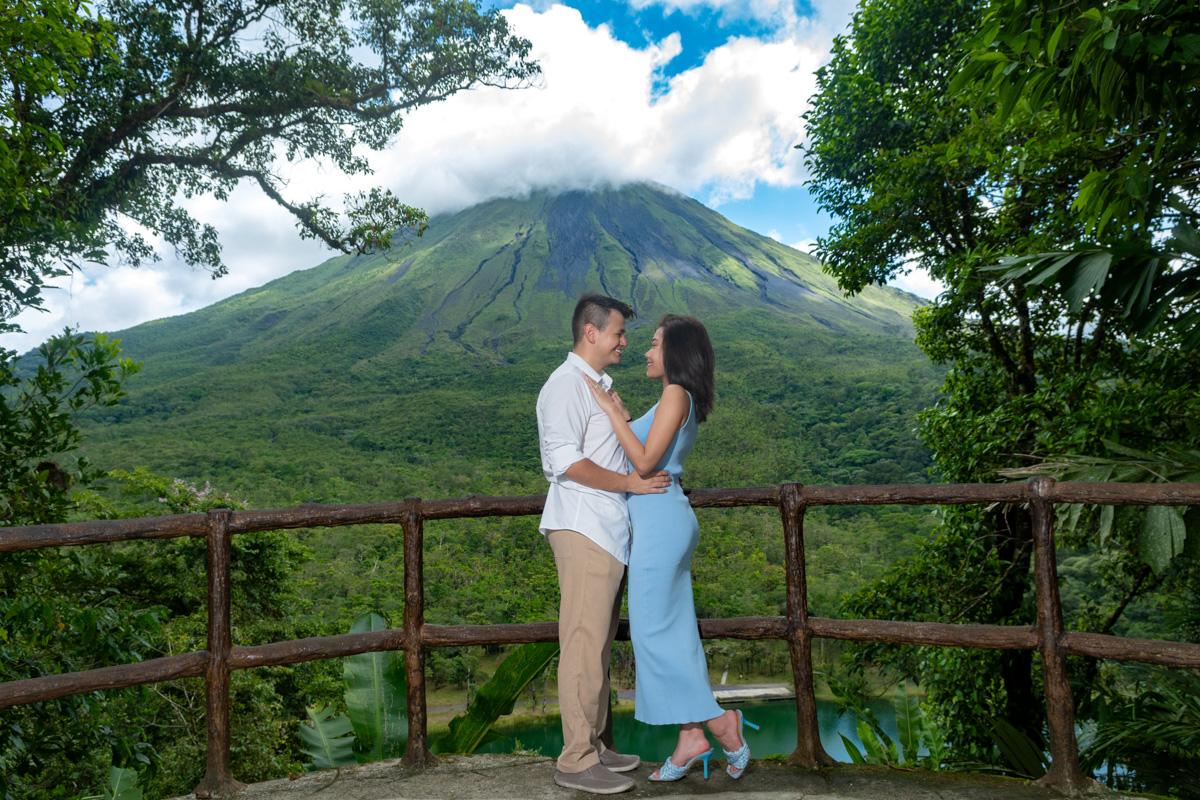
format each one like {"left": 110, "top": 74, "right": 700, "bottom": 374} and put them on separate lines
{"left": 572, "top": 293, "right": 634, "bottom": 344}
{"left": 659, "top": 314, "right": 716, "bottom": 423}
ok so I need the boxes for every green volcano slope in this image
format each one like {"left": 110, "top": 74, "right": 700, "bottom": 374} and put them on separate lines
{"left": 78, "top": 183, "right": 940, "bottom": 623}
{"left": 84, "top": 182, "right": 933, "bottom": 502}
{"left": 108, "top": 183, "right": 916, "bottom": 371}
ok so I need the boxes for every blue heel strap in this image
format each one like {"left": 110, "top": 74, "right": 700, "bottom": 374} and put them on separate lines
{"left": 723, "top": 710, "right": 757, "bottom": 779}
{"left": 649, "top": 748, "right": 713, "bottom": 782}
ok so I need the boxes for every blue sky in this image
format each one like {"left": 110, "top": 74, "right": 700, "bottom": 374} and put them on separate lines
{"left": 524, "top": 0, "right": 790, "bottom": 80}
{"left": 1, "top": 0, "right": 942, "bottom": 351}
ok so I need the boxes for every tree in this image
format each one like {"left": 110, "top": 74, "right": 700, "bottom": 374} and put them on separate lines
{"left": 0, "top": 330, "right": 330, "bottom": 798}
{"left": 953, "top": 0, "right": 1200, "bottom": 344}
{"left": 0, "top": 331, "right": 150, "bottom": 800}
{"left": 1, "top": 329, "right": 140, "bottom": 525}
{"left": 800, "top": 0, "right": 1200, "bottom": 763}
{"left": 0, "top": 0, "right": 539, "bottom": 321}
{"left": 1, "top": 465, "right": 335, "bottom": 800}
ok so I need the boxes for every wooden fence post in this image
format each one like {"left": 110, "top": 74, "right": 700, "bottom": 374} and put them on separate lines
{"left": 194, "top": 509, "right": 245, "bottom": 796}
{"left": 402, "top": 498, "right": 438, "bottom": 767}
{"left": 780, "top": 483, "right": 835, "bottom": 768}
{"left": 1029, "top": 478, "right": 1100, "bottom": 796}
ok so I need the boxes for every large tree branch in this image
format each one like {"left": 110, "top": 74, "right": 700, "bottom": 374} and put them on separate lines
{"left": 974, "top": 287, "right": 1024, "bottom": 387}
{"left": 60, "top": 70, "right": 196, "bottom": 190}
{"left": 959, "top": 187, "right": 977, "bottom": 251}
{"left": 113, "top": 150, "right": 352, "bottom": 252}
{"left": 1098, "top": 565, "right": 1159, "bottom": 636}
{"left": 1011, "top": 287, "right": 1037, "bottom": 393}
{"left": 1083, "top": 311, "right": 1113, "bottom": 372}
{"left": 949, "top": 538, "right": 1032, "bottom": 623}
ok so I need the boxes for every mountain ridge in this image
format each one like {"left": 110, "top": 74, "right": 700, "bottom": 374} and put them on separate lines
{"left": 111, "top": 182, "right": 921, "bottom": 374}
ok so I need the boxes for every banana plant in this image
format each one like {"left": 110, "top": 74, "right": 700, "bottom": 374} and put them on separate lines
{"left": 343, "top": 612, "right": 408, "bottom": 761}
{"left": 432, "top": 641, "right": 559, "bottom": 755}
{"left": 299, "top": 614, "right": 557, "bottom": 768}
{"left": 298, "top": 611, "right": 406, "bottom": 769}
{"left": 298, "top": 702, "right": 356, "bottom": 769}
{"left": 830, "top": 677, "right": 945, "bottom": 769}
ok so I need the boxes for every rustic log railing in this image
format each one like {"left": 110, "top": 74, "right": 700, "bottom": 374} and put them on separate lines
{"left": 3, "top": 479, "right": 1200, "bottom": 797}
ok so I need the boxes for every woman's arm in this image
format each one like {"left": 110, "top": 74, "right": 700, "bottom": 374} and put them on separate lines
{"left": 586, "top": 378, "right": 689, "bottom": 475}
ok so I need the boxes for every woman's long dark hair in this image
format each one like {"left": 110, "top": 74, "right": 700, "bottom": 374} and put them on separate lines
{"left": 659, "top": 314, "right": 715, "bottom": 423}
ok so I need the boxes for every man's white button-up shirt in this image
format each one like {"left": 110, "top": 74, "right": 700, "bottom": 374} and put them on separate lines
{"left": 536, "top": 352, "right": 632, "bottom": 564}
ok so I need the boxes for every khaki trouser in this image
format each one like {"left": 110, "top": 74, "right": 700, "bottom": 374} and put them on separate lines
{"left": 547, "top": 529, "right": 625, "bottom": 773}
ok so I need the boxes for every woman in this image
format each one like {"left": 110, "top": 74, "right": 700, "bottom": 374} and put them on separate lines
{"left": 585, "top": 314, "right": 757, "bottom": 781}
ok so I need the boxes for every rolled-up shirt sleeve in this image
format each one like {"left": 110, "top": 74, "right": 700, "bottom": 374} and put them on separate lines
{"left": 538, "top": 373, "right": 592, "bottom": 479}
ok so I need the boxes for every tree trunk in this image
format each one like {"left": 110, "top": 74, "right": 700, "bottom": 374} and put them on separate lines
{"left": 993, "top": 504, "right": 1041, "bottom": 740}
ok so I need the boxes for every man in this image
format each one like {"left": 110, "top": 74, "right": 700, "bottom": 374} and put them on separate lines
{"left": 537, "top": 293, "right": 670, "bottom": 794}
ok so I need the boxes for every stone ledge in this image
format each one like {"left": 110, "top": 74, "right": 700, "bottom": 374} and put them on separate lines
{"left": 171, "top": 754, "right": 1150, "bottom": 800}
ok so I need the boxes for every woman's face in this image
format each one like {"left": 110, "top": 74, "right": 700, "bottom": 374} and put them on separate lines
{"left": 645, "top": 327, "right": 666, "bottom": 380}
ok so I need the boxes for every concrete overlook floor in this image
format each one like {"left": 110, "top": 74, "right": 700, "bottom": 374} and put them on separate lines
{"left": 173, "top": 754, "right": 1151, "bottom": 800}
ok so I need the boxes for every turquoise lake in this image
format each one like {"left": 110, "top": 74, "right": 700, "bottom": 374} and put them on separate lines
{"left": 478, "top": 697, "right": 897, "bottom": 763}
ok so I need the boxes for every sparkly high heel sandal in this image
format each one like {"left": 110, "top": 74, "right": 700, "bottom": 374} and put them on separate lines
{"left": 648, "top": 748, "right": 713, "bottom": 781}
{"left": 721, "top": 709, "right": 759, "bottom": 779}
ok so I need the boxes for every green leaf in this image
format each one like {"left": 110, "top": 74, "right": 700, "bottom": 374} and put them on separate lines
{"left": 298, "top": 703, "right": 356, "bottom": 770}
{"left": 919, "top": 710, "right": 948, "bottom": 767}
{"left": 988, "top": 717, "right": 1047, "bottom": 778}
{"left": 894, "top": 683, "right": 922, "bottom": 764}
{"left": 1061, "top": 502, "right": 1085, "bottom": 534}
{"left": 840, "top": 733, "right": 866, "bottom": 764}
{"left": 1026, "top": 253, "right": 1082, "bottom": 286}
{"left": 102, "top": 766, "right": 142, "bottom": 800}
{"left": 1063, "top": 252, "right": 1112, "bottom": 311}
{"left": 1098, "top": 504, "right": 1115, "bottom": 546}
{"left": 1174, "top": 221, "right": 1200, "bottom": 257}
{"left": 344, "top": 612, "right": 407, "bottom": 762}
{"left": 856, "top": 716, "right": 887, "bottom": 763}
{"left": 1139, "top": 506, "right": 1188, "bottom": 574}
{"left": 1047, "top": 18, "right": 1067, "bottom": 61}
{"left": 432, "top": 642, "right": 559, "bottom": 755}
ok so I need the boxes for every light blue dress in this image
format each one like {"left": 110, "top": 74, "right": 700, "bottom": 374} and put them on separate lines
{"left": 627, "top": 390, "right": 724, "bottom": 725}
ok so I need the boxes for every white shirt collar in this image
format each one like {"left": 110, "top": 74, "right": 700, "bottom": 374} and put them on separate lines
{"left": 566, "top": 351, "right": 612, "bottom": 389}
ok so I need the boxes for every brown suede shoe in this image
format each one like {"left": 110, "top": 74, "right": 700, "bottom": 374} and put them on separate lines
{"left": 598, "top": 750, "right": 641, "bottom": 773}
{"left": 554, "top": 764, "right": 635, "bottom": 794}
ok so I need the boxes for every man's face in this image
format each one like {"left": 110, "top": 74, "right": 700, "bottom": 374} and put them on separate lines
{"left": 592, "top": 309, "right": 628, "bottom": 368}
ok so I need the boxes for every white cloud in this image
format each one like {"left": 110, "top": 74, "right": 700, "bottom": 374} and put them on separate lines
{"left": 790, "top": 238, "right": 817, "bottom": 254}
{"left": 4, "top": 183, "right": 329, "bottom": 352}
{"left": 2, "top": 2, "right": 835, "bottom": 351}
{"left": 892, "top": 267, "right": 945, "bottom": 301}
{"left": 371, "top": 4, "right": 825, "bottom": 212}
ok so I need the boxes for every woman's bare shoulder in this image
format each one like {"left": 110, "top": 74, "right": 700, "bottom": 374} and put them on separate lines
{"left": 661, "top": 383, "right": 688, "bottom": 400}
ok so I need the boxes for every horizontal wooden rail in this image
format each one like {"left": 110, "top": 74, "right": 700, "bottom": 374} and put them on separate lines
{"left": 1063, "top": 631, "right": 1200, "bottom": 667}
{"left": 809, "top": 618, "right": 1039, "bottom": 650}
{"left": 0, "top": 652, "right": 208, "bottom": 709}
{"left": 6, "top": 482, "right": 1200, "bottom": 554}
{"left": 229, "top": 629, "right": 407, "bottom": 670}
{"left": 8, "top": 616, "right": 1199, "bottom": 711}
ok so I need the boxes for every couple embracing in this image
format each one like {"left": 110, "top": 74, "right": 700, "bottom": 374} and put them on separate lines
{"left": 536, "top": 294, "right": 757, "bottom": 795}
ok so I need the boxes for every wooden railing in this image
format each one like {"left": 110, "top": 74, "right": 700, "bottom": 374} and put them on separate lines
{"left": 3, "top": 479, "right": 1200, "bottom": 797}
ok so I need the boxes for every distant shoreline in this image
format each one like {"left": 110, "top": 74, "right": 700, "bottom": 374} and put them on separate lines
{"left": 429, "top": 682, "right": 795, "bottom": 713}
